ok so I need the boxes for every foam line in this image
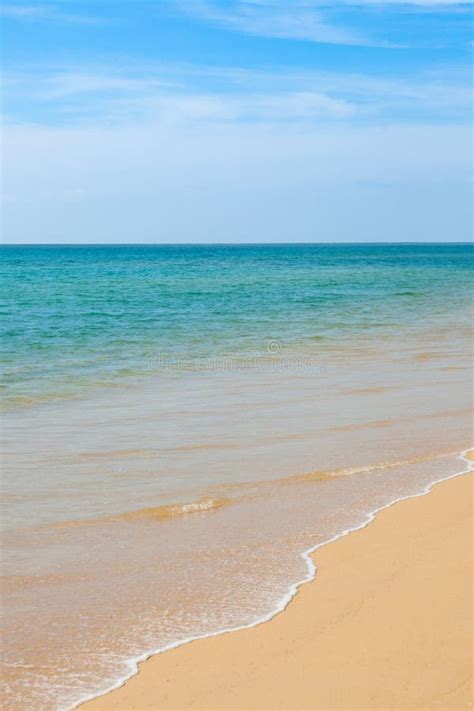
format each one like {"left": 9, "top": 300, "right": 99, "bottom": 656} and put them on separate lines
{"left": 72, "top": 448, "right": 473, "bottom": 711}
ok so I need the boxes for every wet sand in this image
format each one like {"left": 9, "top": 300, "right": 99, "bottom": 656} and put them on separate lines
{"left": 83, "top": 456, "right": 473, "bottom": 710}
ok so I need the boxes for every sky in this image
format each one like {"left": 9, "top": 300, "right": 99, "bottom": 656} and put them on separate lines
{"left": 1, "top": 0, "right": 473, "bottom": 243}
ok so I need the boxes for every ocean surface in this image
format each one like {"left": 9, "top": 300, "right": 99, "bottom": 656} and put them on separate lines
{"left": 1, "top": 244, "right": 473, "bottom": 710}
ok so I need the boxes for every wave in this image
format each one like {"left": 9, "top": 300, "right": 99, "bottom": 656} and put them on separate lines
{"left": 57, "top": 452, "right": 470, "bottom": 530}
{"left": 114, "top": 498, "right": 230, "bottom": 522}
{"left": 51, "top": 497, "right": 230, "bottom": 530}
{"left": 286, "top": 451, "right": 456, "bottom": 484}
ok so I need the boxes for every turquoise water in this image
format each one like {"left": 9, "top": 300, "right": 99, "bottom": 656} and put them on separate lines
{"left": 2, "top": 244, "right": 473, "bottom": 407}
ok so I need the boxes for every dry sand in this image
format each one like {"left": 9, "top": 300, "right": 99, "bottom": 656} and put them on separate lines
{"left": 83, "top": 460, "right": 473, "bottom": 710}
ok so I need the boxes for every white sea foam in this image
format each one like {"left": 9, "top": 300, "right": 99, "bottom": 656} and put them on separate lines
{"left": 71, "top": 448, "right": 473, "bottom": 711}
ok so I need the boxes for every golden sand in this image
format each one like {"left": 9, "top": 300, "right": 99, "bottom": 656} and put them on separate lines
{"left": 83, "top": 464, "right": 473, "bottom": 710}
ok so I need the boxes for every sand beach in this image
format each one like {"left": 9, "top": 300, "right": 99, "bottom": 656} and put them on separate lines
{"left": 83, "top": 453, "right": 473, "bottom": 710}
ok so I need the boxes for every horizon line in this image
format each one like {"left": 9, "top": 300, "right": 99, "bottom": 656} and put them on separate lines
{"left": 1, "top": 241, "right": 473, "bottom": 247}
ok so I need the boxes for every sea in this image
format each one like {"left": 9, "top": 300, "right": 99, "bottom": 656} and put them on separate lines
{"left": 1, "top": 243, "right": 473, "bottom": 709}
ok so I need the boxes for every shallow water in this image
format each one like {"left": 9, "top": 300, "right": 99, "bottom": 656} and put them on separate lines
{"left": 1, "top": 244, "right": 472, "bottom": 709}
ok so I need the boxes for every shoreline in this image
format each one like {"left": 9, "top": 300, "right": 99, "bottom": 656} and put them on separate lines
{"left": 80, "top": 449, "right": 473, "bottom": 710}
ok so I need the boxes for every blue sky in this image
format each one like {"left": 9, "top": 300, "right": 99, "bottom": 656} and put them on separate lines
{"left": 2, "top": 0, "right": 473, "bottom": 243}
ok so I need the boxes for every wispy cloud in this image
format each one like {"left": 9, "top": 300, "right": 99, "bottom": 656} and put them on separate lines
{"left": 173, "top": 0, "right": 472, "bottom": 48}
{"left": 174, "top": 1, "right": 372, "bottom": 46}
{"left": 1, "top": 4, "right": 41, "bottom": 18}
{"left": 337, "top": 0, "right": 473, "bottom": 5}
{"left": 1, "top": 3, "right": 104, "bottom": 24}
{"left": 4, "top": 68, "right": 357, "bottom": 123}
{"left": 125, "top": 90, "right": 356, "bottom": 122}
{"left": 33, "top": 72, "right": 173, "bottom": 99}
{"left": 3, "top": 63, "right": 471, "bottom": 127}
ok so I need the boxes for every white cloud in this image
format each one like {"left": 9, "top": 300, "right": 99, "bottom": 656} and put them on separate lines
{"left": 1, "top": 4, "right": 43, "bottom": 18}
{"left": 175, "top": 1, "right": 371, "bottom": 46}
{"left": 338, "top": 0, "right": 472, "bottom": 4}
{"left": 34, "top": 73, "right": 173, "bottom": 99}
{"left": 4, "top": 63, "right": 470, "bottom": 126}
{"left": 0, "top": 3, "right": 104, "bottom": 24}
{"left": 144, "top": 90, "right": 355, "bottom": 121}
{"left": 174, "top": 0, "right": 472, "bottom": 49}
